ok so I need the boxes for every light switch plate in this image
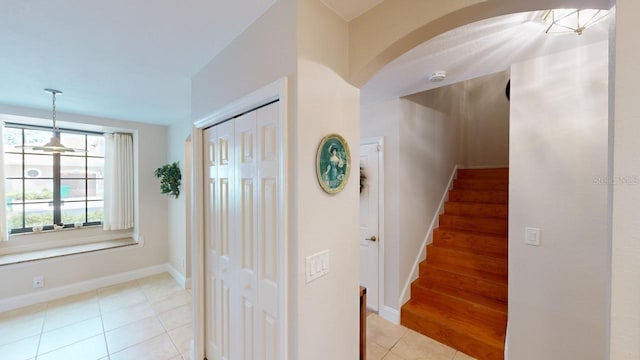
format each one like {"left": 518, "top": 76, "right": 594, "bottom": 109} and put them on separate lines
{"left": 525, "top": 227, "right": 541, "bottom": 246}
{"left": 306, "top": 250, "right": 330, "bottom": 283}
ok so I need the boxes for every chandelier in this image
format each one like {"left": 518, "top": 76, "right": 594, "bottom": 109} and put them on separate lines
{"left": 543, "top": 9, "right": 609, "bottom": 35}
{"left": 17, "top": 89, "right": 86, "bottom": 153}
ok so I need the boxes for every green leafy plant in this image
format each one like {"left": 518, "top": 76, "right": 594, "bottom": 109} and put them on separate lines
{"left": 154, "top": 162, "right": 181, "bottom": 198}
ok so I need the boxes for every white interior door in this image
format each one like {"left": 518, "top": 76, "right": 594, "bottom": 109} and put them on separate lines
{"left": 359, "top": 143, "right": 380, "bottom": 311}
{"left": 204, "top": 101, "right": 282, "bottom": 360}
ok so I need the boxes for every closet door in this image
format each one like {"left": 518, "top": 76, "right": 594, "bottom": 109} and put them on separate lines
{"left": 204, "top": 101, "right": 282, "bottom": 360}
{"left": 204, "top": 126, "right": 219, "bottom": 358}
{"left": 255, "top": 103, "right": 281, "bottom": 360}
{"left": 234, "top": 111, "right": 259, "bottom": 359}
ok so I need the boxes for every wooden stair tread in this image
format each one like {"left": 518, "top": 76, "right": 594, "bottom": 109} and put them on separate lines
{"left": 438, "top": 214, "right": 507, "bottom": 236}
{"left": 402, "top": 300, "right": 506, "bottom": 346}
{"left": 444, "top": 202, "right": 507, "bottom": 219}
{"left": 433, "top": 228, "right": 507, "bottom": 258}
{"left": 412, "top": 278, "right": 507, "bottom": 314}
{"left": 401, "top": 301, "right": 506, "bottom": 360}
{"left": 456, "top": 168, "right": 509, "bottom": 179}
{"left": 403, "top": 167, "right": 509, "bottom": 359}
{"left": 453, "top": 179, "right": 508, "bottom": 191}
{"left": 448, "top": 189, "right": 508, "bottom": 205}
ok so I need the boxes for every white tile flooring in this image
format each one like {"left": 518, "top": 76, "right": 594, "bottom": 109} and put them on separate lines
{"left": 0, "top": 273, "right": 192, "bottom": 360}
{"left": 1, "top": 272, "right": 475, "bottom": 360}
{"left": 366, "top": 313, "right": 476, "bottom": 360}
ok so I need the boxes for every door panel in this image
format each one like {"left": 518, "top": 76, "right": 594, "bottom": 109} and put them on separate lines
{"left": 204, "top": 101, "right": 281, "bottom": 360}
{"left": 360, "top": 143, "right": 380, "bottom": 311}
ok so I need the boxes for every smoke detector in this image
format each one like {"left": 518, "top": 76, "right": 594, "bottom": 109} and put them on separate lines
{"left": 428, "top": 71, "right": 447, "bottom": 82}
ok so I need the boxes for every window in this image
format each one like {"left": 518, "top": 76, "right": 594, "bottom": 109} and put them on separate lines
{"left": 3, "top": 123, "right": 105, "bottom": 234}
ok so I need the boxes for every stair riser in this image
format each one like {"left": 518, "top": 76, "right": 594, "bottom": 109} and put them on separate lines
{"left": 433, "top": 230, "right": 507, "bottom": 258}
{"left": 401, "top": 308, "right": 505, "bottom": 360}
{"left": 453, "top": 179, "right": 508, "bottom": 191}
{"left": 444, "top": 202, "right": 507, "bottom": 218}
{"left": 418, "top": 265, "right": 507, "bottom": 305}
{"left": 427, "top": 246, "right": 507, "bottom": 278}
{"left": 439, "top": 215, "right": 507, "bottom": 236}
{"left": 449, "top": 190, "right": 508, "bottom": 204}
{"left": 457, "top": 168, "right": 509, "bottom": 179}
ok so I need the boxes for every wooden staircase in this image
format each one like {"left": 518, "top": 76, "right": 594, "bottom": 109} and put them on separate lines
{"left": 401, "top": 168, "right": 508, "bottom": 360}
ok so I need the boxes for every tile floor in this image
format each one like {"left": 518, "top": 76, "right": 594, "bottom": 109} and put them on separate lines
{"left": 1, "top": 273, "right": 474, "bottom": 360}
{"left": 0, "top": 273, "right": 192, "bottom": 360}
{"left": 366, "top": 313, "right": 476, "bottom": 360}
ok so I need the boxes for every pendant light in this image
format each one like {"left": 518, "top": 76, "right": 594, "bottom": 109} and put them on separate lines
{"left": 543, "top": 9, "right": 609, "bottom": 35}
{"left": 17, "top": 89, "right": 86, "bottom": 153}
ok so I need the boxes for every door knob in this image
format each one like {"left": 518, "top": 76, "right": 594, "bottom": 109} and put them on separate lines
{"left": 365, "top": 236, "right": 377, "bottom": 242}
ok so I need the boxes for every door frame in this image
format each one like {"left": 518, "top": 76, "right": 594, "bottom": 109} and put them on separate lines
{"left": 191, "top": 78, "right": 289, "bottom": 360}
{"left": 360, "top": 136, "right": 385, "bottom": 318}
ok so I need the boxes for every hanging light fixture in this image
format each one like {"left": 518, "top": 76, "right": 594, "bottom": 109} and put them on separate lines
{"left": 17, "top": 89, "right": 85, "bottom": 153}
{"left": 543, "top": 9, "right": 609, "bottom": 35}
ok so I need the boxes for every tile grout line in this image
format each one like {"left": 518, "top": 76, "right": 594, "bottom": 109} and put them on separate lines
{"left": 97, "top": 288, "right": 111, "bottom": 360}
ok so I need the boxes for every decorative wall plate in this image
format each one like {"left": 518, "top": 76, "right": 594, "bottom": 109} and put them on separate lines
{"left": 316, "top": 134, "right": 351, "bottom": 194}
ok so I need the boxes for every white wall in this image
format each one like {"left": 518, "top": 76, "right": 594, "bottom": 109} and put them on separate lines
{"left": 0, "top": 103, "right": 169, "bottom": 300}
{"left": 611, "top": 1, "right": 640, "bottom": 358}
{"left": 508, "top": 41, "right": 609, "bottom": 359}
{"left": 296, "top": 0, "right": 360, "bottom": 358}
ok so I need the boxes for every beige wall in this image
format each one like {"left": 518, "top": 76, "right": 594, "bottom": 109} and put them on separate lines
{"left": 611, "top": 1, "right": 640, "bottom": 358}
{"left": 0, "top": 104, "right": 169, "bottom": 300}
{"left": 461, "top": 71, "right": 510, "bottom": 167}
{"left": 296, "top": 0, "right": 360, "bottom": 358}
{"left": 508, "top": 41, "right": 609, "bottom": 359}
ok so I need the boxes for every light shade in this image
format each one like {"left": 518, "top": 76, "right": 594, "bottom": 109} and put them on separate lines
{"left": 543, "top": 9, "right": 609, "bottom": 35}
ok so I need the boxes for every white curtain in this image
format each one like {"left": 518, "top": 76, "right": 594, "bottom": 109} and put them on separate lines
{"left": 103, "top": 133, "right": 134, "bottom": 230}
{"left": 0, "top": 124, "right": 7, "bottom": 241}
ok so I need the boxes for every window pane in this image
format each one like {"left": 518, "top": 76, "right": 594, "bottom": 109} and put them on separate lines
{"left": 87, "top": 201, "right": 104, "bottom": 223}
{"left": 24, "top": 154, "right": 53, "bottom": 178}
{"left": 61, "top": 200, "right": 87, "bottom": 225}
{"left": 7, "top": 204, "right": 24, "bottom": 230}
{"left": 24, "top": 203, "right": 54, "bottom": 227}
{"left": 5, "top": 154, "right": 23, "bottom": 178}
{"left": 4, "top": 127, "right": 22, "bottom": 148}
{"left": 23, "top": 129, "right": 53, "bottom": 154}
{"left": 87, "top": 179, "right": 104, "bottom": 199}
{"left": 60, "top": 179, "right": 86, "bottom": 199}
{"left": 87, "top": 157, "right": 104, "bottom": 179}
{"left": 87, "top": 135, "right": 104, "bottom": 157}
{"left": 6, "top": 179, "right": 23, "bottom": 202}
{"left": 61, "top": 156, "right": 86, "bottom": 178}
{"left": 59, "top": 133, "right": 85, "bottom": 156}
{"left": 23, "top": 179, "right": 53, "bottom": 202}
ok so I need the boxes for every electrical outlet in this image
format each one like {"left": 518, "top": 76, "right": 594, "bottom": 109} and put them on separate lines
{"left": 33, "top": 276, "right": 44, "bottom": 288}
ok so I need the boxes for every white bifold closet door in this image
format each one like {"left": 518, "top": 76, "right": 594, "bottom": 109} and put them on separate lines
{"left": 204, "top": 102, "right": 282, "bottom": 360}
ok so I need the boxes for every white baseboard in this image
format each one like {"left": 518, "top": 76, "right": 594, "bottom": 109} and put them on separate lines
{"left": 399, "top": 165, "right": 459, "bottom": 307}
{"left": 379, "top": 305, "right": 400, "bottom": 325}
{"left": 0, "top": 263, "right": 170, "bottom": 313}
{"left": 167, "top": 264, "right": 191, "bottom": 289}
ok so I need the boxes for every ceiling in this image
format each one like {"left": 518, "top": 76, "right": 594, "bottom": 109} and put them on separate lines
{"left": 0, "top": 2, "right": 610, "bottom": 125}
{"left": 0, "top": 0, "right": 276, "bottom": 125}
{"left": 362, "top": 10, "right": 610, "bottom": 103}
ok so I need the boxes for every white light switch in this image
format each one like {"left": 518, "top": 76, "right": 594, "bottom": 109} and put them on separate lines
{"left": 525, "top": 227, "right": 541, "bottom": 246}
{"left": 306, "top": 250, "right": 330, "bottom": 283}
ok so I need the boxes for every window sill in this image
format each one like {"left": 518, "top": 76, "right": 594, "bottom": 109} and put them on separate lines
{"left": 0, "top": 238, "right": 138, "bottom": 266}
